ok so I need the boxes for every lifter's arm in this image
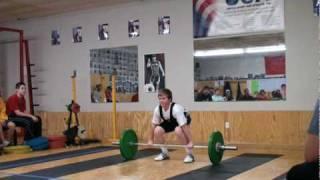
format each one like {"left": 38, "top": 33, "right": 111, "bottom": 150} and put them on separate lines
{"left": 181, "top": 125, "right": 193, "bottom": 148}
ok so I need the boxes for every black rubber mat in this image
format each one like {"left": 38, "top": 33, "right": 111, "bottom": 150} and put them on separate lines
{"left": 0, "top": 146, "right": 117, "bottom": 170}
{"left": 168, "top": 153, "right": 281, "bottom": 180}
{"left": 4, "top": 148, "right": 162, "bottom": 180}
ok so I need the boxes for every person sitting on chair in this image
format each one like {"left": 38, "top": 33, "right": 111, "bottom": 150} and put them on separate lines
{"left": 148, "top": 88, "right": 195, "bottom": 163}
{"left": 0, "top": 90, "right": 15, "bottom": 146}
{"left": 195, "top": 86, "right": 212, "bottom": 101}
{"left": 6, "top": 82, "right": 42, "bottom": 140}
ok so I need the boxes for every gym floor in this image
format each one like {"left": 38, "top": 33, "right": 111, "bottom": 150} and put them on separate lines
{"left": 0, "top": 144, "right": 303, "bottom": 180}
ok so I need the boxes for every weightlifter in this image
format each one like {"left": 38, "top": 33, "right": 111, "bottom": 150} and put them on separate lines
{"left": 148, "top": 88, "right": 195, "bottom": 163}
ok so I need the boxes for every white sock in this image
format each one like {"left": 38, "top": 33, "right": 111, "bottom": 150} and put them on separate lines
{"left": 161, "top": 147, "right": 168, "bottom": 154}
{"left": 186, "top": 148, "right": 193, "bottom": 155}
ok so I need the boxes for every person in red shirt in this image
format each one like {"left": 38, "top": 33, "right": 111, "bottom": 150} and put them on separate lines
{"left": 105, "top": 86, "right": 112, "bottom": 102}
{"left": 6, "top": 82, "right": 41, "bottom": 140}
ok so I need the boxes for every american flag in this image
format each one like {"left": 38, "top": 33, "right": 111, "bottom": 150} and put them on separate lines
{"left": 193, "top": 0, "right": 217, "bottom": 38}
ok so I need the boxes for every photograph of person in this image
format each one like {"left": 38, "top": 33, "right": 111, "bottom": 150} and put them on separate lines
{"left": 51, "top": 30, "right": 60, "bottom": 45}
{"left": 72, "top": 26, "right": 82, "bottom": 43}
{"left": 144, "top": 53, "right": 165, "bottom": 93}
{"left": 98, "top": 23, "right": 109, "bottom": 40}
{"left": 128, "top": 19, "right": 140, "bottom": 38}
{"left": 158, "top": 16, "right": 170, "bottom": 35}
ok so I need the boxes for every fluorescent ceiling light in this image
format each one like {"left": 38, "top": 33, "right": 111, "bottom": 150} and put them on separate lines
{"left": 245, "top": 44, "right": 286, "bottom": 54}
{"left": 194, "top": 44, "right": 286, "bottom": 57}
{"left": 194, "top": 48, "right": 244, "bottom": 57}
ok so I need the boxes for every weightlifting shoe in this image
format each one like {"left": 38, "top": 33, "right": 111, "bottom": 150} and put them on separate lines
{"left": 184, "top": 154, "right": 195, "bottom": 163}
{"left": 3, "top": 140, "right": 9, "bottom": 147}
{"left": 154, "top": 153, "right": 170, "bottom": 161}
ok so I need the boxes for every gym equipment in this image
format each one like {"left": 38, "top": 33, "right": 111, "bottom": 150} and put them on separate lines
{"left": 64, "top": 100, "right": 81, "bottom": 145}
{"left": 4, "top": 145, "right": 32, "bottom": 154}
{"left": 48, "top": 135, "right": 67, "bottom": 149}
{"left": 64, "top": 71, "right": 98, "bottom": 146}
{"left": 25, "top": 137, "right": 49, "bottom": 150}
{"left": 113, "top": 129, "right": 237, "bottom": 165}
{"left": 111, "top": 69, "right": 118, "bottom": 141}
{"left": 119, "top": 129, "right": 138, "bottom": 160}
{"left": 64, "top": 71, "right": 83, "bottom": 146}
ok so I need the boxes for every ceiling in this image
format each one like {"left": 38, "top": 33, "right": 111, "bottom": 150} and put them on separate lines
{"left": 0, "top": 0, "right": 141, "bottom": 24}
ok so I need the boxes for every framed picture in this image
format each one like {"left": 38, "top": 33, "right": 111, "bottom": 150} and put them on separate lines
{"left": 158, "top": 16, "right": 170, "bottom": 35}
{"left": 314, "top": 0, "right": 320, "bottom": 16}
{"left": 128, "top": 19, "right": 140, "bottom": 38}
{"left": 98, "top": 23, "right": 109, "bottom": 40}
{"left": 51, "top": 30, "right": 60, "bottom": 45}
{"left": 72, "top": 26, "right": 82, "bottom": 43}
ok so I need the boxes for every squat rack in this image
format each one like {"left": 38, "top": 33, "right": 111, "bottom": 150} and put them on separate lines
{"left": 0, "top": 27, "right": 36, "bottom": 114}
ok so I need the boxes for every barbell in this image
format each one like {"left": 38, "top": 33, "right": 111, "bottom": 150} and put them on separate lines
{"left": 112, "top": 129, "right": 237, "bottom": 165}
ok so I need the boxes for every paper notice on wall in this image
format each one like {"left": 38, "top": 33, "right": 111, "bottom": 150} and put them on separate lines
{"left": 250, "top": 80, "right": 259, "bottom": 94}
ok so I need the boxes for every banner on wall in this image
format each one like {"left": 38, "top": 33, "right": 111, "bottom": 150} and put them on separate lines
{"left": 264, "top": 55, "right": 285, "bottom": 75}
{"left": 193, "top": 0, "right": 284, "bottom": 38}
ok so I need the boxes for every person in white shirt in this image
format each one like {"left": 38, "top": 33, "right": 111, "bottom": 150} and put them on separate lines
{"left": 148, "top": 88, "right": 194, "bottom": 163}
{"left": 212, "top": 89, "right": 225, "bottom": 102}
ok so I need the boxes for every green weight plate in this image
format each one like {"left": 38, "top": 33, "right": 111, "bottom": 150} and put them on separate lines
{"left": 208, "top": 131, "right": 224, "bottom": 165}
{"left": 5, "top": 148, "right": 32, "bottom": 154}
{"left": 120, "top": 129, "right": 138, "bottom": 160}
{"left": 4, "top": 145, "right": 32, "bottom": 154}
{"left": 4, "top": 145, "right": 30, "bottom": 151}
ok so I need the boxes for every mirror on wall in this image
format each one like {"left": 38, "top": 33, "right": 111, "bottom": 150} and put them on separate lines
{"left": 90, "top": 46, "right": 139, "bottom": 103}
{"left": 194, "top": 33, "right": 286, "bottom": 102}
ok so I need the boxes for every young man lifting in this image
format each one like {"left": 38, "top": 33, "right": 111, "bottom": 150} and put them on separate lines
{"left": 148, "top": 88, "right": 194, "bottom": 163}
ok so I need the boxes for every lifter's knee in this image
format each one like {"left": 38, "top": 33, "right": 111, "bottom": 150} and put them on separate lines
{"left": 174, "top": 126, "right": 183, "bottom": 135}
{"left": 154, "top": 126, "right": 165, "bottom": 136}
{"left": 7, "top": 122, "right": 16, "bottom": 129}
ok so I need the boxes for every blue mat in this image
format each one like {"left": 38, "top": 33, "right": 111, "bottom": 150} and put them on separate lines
{"left": 4, "top": 148, "right": 163, "bottom": 180}
{"left": 168, "top": 153, "right": 282, "bottom": 180}
{"left": 0, "top": 146, "right": 117, "bottom": 170}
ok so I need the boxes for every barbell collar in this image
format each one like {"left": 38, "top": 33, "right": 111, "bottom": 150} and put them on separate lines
{"left": 220, "top": 145, "right": 238, "bottom": 150}
{"left": 112, "top": 141, "right": 120, "bottom": 145}
{"left": 216, "top": 143, "right": 238, "bottom": 151}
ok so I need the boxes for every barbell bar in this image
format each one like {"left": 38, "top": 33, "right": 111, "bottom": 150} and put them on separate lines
{"left": 112, "top": 129, "right": 238, "bottom": 165}
{"left": 112, "top": 142, "right": 237, "bottom": 151}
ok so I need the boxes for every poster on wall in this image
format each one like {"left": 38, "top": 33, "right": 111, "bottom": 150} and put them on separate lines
{"left": 90, "top": 46, "right": 139, "bottom": 103}
{"left": 314, "top": 0, "right": 320, "bottom": 16}
{"left": 72, "top": 26, "right": 82, "bottom": 43}
{"left": 128, "top": 19, "right": 140, "bottom": 38}
{"left": 193, "top": 0, "right": 284, "bottom": 38}
{"left": 144, "top": 53, "right": 165, "bottom": 93}
{"left": 98, "top": 23, "right": 109, "bottom": 40}
{"left": 51, "top": 30, "right": 60, "bottom": 45}
{"left": 158, "top": 16, "right": 170, "bottom": 35}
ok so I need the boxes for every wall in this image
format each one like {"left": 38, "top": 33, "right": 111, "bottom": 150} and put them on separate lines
{"left": 0, "top": 0, "right": 318, "bottom": 112}
{"left": 39, "top": 111, "right": 313, "bottom": 148}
